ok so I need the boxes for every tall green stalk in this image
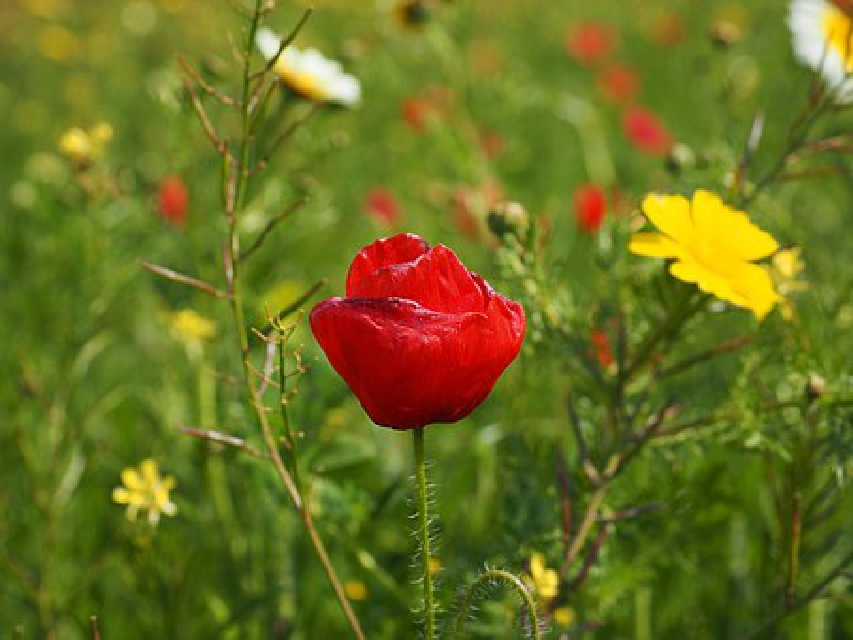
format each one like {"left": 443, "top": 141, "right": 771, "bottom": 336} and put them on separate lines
{"left": 413, "top": 428, "right": 436, "bottom": 639}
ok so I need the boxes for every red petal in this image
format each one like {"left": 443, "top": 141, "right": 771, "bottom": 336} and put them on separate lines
{"left": 347, "top": 238, "right": 487, "bottom": 314}
{"left": 346, "top": 233, "right": 429, "bottom": 294}
{"left": 310, "top": 296, "right": 525, "bottom": 429}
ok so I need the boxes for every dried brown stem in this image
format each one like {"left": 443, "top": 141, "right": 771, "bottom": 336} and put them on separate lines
{"left": 140, "top": 261, "right": 231, "bottom": 299}
{"left": 180, "top": 426, "right": 269, "bottom": 459}
{"left": 178, "top": 56, "right": 240, "bottom": 107}
{"left": 181, "top": 73, "right": 230, "bottom": 157}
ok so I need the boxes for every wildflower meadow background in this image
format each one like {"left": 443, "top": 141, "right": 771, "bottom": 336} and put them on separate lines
{"left": 2, "top": 0, "right": 852, "bottom": 638}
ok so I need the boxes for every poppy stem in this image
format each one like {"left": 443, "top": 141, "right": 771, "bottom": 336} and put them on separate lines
{"left": 413, "top": 428, "right": 436, "bottom": 639}
{"left": 453, "top": 569, "right": 542, "bottom": 639}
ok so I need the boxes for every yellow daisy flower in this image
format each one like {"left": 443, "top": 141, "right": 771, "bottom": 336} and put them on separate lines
{"left": 112, "top": 459, "right": 178, "bottom": 525}
{"left": 553, "top": 605, "right": 575, "bottom": 627}
{"left": 170, "top": 309, "right": 216, "bottom": 344}
{"left": 789, "top": 0, "right": 853, "bottom": 102}
{"left": 629, "top": 190, "right": 781, "bottom": 320}
{"left": 58, "top": 122, "right": 113, "bottom": 164}
{"left": 526, "top": 553, "right": 559, "bottom": 601}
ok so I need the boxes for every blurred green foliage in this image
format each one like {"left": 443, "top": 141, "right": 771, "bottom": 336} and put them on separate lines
{"left": 1, "top": 0, "right": 851, "bottom": 638}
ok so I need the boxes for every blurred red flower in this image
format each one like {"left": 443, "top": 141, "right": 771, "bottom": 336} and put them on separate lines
{"left": 310, "top": 233, "right": 526, "bottom": 430}
{"left": 573, "top": 183, "right": 607, "bottom": 233}
{"left": 479, "top": 130, "right": 504, "bottom": 159}
{"left": 401, "top": 97, "right": 432, "bottom": 132}
{"left": 590, "top": 329, "right": 614, "bottom": 368}
{"left": 364, "top": 187, "right": 399, "bottom": 225}
{"left": 623, "top": 107, "right": 673, "bottom": 156}
{"left": 597, "top": 64, "right": 640, "bottom": 104}
{"left": 566, "top": 22, "right": 616, "bottom": 65}
{"left": 157, "top": 175, "right": 188, "bottom": 227}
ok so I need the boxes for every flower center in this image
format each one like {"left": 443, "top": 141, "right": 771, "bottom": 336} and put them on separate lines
{"left": 275, "top": 61, "right": 331, "bottom": 102}
{"left": 823, "top": 5, "right": 853, "bottom": 71}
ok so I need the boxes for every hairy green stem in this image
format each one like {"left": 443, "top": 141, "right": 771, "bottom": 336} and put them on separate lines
{"left": 413, "top": 428, "right": 436, "bottom": 639}
{"left": 452, "top": 569, "right": 542, "bottom": 640}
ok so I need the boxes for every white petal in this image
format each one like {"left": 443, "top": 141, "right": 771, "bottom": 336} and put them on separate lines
{"left": 255, "top": 26, "right": 282, "bottom": 60}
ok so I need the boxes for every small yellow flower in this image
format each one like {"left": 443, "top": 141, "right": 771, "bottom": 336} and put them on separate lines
{"left": 58, "top": 122, "right": 113, "bottom": 163}
{"left": 629, "top": 190, "right": 781, "bottom": 320}
{"left": 771, "top": 247, "right": 808, "bottom": 320}
{"left": 112, "top": 459, "right": 177, "bottom": 525}
{"left": 527, "top": 553, "right": 560, "bottom": 601}
{"left": 90, "top": 122, "right": 114, "bottom": 147}
{"left": 59, "top": 127, "right": 92, "bottom": 162}
{"left": 38, "top": 25, "right": 80, "bottom": 62}
{"left": 171, "top": 309, "right": 216, "bottom": 344}
{"left": 427, "top": 557, "right": 441, "bottom": 574}
{"left": 553, "top": 605, "right": 575, "bottom": 627}
{"left": 344, "top": 580, "right": 368, "bottom": 601}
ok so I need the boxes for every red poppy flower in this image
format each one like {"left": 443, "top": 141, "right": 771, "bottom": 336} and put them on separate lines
{"left": 573, "top": 183, "right": 607, "bottom": 233}
{"left": 364, "top": 187, "right": 399, "bottom": 225}
{"left": 310, "top": 234, "right": 526, "bottom": 430}
{"left": 566, "top": 22, "right": 616, "bottom": 65}
{"left": 622, "top": 106, "right": 673, "bottom": 156}
{"left": 590, "top": 329, "right": 614, "bottom": 368}
{"left": 401, "top": 97, "right": 432, "bottom": 132}
{"left": 157, "top": 175, "right": 188, "bottom": 227}
{"left": 597, "top": 64, "right": 640, "bottom": 104}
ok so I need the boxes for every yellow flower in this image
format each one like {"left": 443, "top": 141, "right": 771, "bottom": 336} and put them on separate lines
{"left": 59, "top": 127, "right": 92, "bottom": 162}
{"left": 553, "top": 606, "right": 575, "bottom": 627}
{"left": 38, "top": 25, "right": 80, "bottom": 62}
{"left": 629, "top": 190, "right": 781, "bottom": 320}
{"left": 771, "top": 247, "right": 808, "bottom": 320}
{"left": 58, "top": 122, "right": 113, "bottom": 163}
{"left": 170, "top": 309, "right": 216, "bottom": 344}
{"left": 427, "top": 557, "right": 441, "bottom": 574}
{"left": 344, "top": 580, "right": 368, "bottom": 601}
{"left": 527, "top": 553, "right": 559, "bottom": 601}
{"left": 112, "top": 459, "right": 177, "bottom": 525}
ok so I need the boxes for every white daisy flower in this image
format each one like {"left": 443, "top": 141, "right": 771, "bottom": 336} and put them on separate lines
{"left": 255, "top": 27, "right": 361, "bottom": 107}
{"left": 788, "top": 0, "right": 853, "bottom": 102}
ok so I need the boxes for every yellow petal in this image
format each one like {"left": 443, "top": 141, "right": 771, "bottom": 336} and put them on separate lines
{"left": 691, "top": 191, "right": 778, "bottom": 262}
{"left": 641, "top": 194, "right": 695, "bottom": 245}
{"left": 629, "top": 232, "right": 683, "bottom": 259}
{"left": 112, "top": 487, "right": 131, "bottom": 504}
{"left": 121, "top": 468, "right": 142, "bottom": 491}
{"left": 669, "top": 260, "right": 751, "bottom": 308}
{"left": 140, "top": 459, "right": 159, "bottom": 484}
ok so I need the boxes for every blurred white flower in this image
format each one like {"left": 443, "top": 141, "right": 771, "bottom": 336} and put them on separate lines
{"left": 788, "top": 0, "right": 853, "bottom": 102}
{"left": 255, "top": 27, "right": 361, "bottom": 107}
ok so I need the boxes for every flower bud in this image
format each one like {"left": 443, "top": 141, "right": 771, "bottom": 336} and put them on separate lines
{"left": 488, "top": 201, "right": 529, "bottom": 241}
{"left": 665, "top": 142, "right": 696, "bottom": 175}
{"left": 806, "top": 373, "right": 826, "bottom": 402}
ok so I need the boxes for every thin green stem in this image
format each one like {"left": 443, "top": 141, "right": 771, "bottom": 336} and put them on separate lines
{"left": 624, "top": 290, "right": 704, "bottom": 382}
{"left": 453, "top": 569, "right": 542, "bottom": 640}
{"left": 413, "top": 428, "right": 436, "bottom": 640}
